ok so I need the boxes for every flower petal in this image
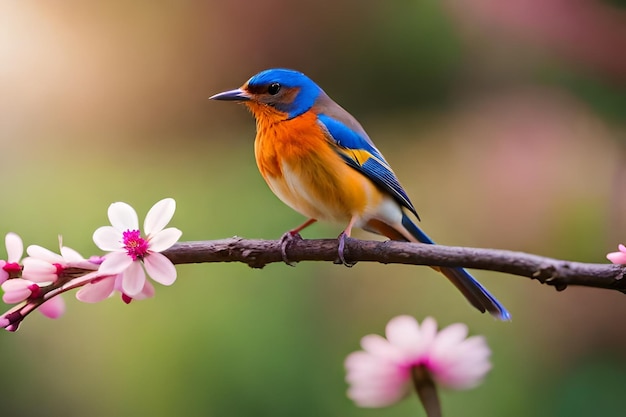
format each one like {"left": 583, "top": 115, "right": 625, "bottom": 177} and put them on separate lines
{"left": 60, "top": 247, "right": 97, "bottom": 270}
{"left": 93, "top": 226, "right": 124, "bottom": 251}
{"left": 108, "top": 202, "right": 138, "bottom": 231}
{"left": 22, "top": 258, "right": 58, "bottom": 283}
{"left": 121, "top": 261, "right": 146, "bottom": 296}
{"left": 431, "top": 335, "right": 492, "bottom": 389}
{"left": 76, "top": 276, "right": 116, "bottom": 303}
{"left": 2, "top": 279, "right": 33, "bottom": 303}
{"left": 385, "top": 315, "right": 422, "bottom": 352}
{"left": 60, "top": 246, "right": 85, "bottom": 262}
{"left": 143, "top": 252, "right": 177, "bottom": 286}
{"left": 26, "top": 245, "right": 64, "bottom": 264}
{"left": 607, "top": 244, "right": 626, "bottom": 264}
{"left": 144, "top": 198, "right": 176, "bottom": 236}
{"left": 431, "top": 323, "right": 469, "bottom": 356}
{"left": 133, "top": 279, "right": 155, "bottom": 301}
{"left": 148, "top": 228, "right": 182, "bottom": 252}
{"left": 345, "top": 348, "right": 411, "bottom": 408}
{"left": 417, "top": 316, "right": 439, "bottom": 349}
{"left": 5, "top": 233, "right": 23, "bottom": 263}
{"left": 360, "top": 334, "right": 405, "bottom": 364}
{"left": 347, "top": 383, "right": 409, "bottom": 408}
{"left": 99, "top": 251, "right": 133, "bottom": 275}
{"left": 39, "top": 296, "right": 65, "bottom": 319}
{"left": 345, "top": 352, "right": 407, "bottom": 384}
{"left": 607, "top": 252, "right": 626, "bottom": 265}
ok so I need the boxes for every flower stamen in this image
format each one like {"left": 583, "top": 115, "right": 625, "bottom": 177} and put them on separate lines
{"left": 122, "top": 229, "right": 149, "bottom": 261}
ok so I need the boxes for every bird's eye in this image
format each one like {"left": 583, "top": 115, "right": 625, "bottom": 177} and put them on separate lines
{"left": 267, "top": 82, "right": 281, "bottom": 95}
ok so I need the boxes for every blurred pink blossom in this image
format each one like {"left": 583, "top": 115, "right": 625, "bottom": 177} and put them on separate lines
{"left": 345, "top": 316, "right": 491, "bottom": 409}
{"left": 607, "top": 244, "right": 626, "bottom": 265}
{"left": 445, "top": 0, "right": 626, "bottom": 82}
{"left": 92, "top": 198, "right": 181, "bottom": 297}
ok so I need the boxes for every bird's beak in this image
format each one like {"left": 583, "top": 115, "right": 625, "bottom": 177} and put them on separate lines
{"left": 209, "top": 88, "right": 251, "bottom": 102}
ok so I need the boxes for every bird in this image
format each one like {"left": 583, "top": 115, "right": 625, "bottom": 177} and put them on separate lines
{"left": 210, "top": 68, "right": 510, "bottom": 320}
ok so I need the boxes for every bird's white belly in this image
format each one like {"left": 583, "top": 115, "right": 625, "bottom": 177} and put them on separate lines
{"left": 265, "top": 161, "right": 404, "bottom": 230}
{"left": 265, "top": 163, "right": 349, "bottom": 223}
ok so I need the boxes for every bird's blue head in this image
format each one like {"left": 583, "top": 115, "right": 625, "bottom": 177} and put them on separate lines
{"left": 210, "top": 68, "right": 323, "bottom": 119}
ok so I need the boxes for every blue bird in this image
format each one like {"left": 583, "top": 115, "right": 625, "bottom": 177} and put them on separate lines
{"left": 211, "top": 68, "right": 510, "bottom": 320}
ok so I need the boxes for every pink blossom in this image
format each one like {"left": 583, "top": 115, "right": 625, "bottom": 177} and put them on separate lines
{"left": 1, "top": 276, "right": 65, "bottom": 319}
{"left": 0, "top": 233, "right": 24, "bottom": 284}
{"left": 2, "top": 279, "right": 37, "bottom": 304}
{"left": 22, "top": 243, "right": 98, "bottom": 283}
{"left": 3, "top": 241, "right": 99, "bottom": 322}
{"left": 345, "top": 316, "right": 491, "bottom": 408}
{"left": 607, "top": 244, "right": 626, "bottom": 265}
{"left": 92, "top": 198, "right": 181, "bottom": 297}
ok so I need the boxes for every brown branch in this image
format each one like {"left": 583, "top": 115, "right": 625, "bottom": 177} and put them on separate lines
{"left": 162, "top": 237, "right": 626, "bottom": 293}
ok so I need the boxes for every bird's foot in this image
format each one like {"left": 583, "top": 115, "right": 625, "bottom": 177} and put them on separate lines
{"left": 336, "top": 231, "right": 356, "bottom": 267}
{"left": 279, "top": 231, "right": 303, "bottom": 266}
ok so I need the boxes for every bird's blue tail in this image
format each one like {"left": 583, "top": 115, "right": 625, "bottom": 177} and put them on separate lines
{"left": 401, "top": 214, "right": 511, "bottom": 321}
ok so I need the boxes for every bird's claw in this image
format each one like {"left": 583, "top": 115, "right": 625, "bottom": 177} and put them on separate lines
{"left": 337, "top": 232, "right": 356, "bottom": 267}
{"left": 279, "top": 231, "right": 302, "bottom": 266}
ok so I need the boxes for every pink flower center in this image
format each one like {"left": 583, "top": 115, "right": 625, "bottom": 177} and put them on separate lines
{"left": 53, "top": 263, "right": 64, "bottom": 276}
{"left": 2, "top": 262, "right": 22, "bottom": 274}
{"left": 27, "top": 283, "right": 41, "bottom": 298}
{"left": 122, "top": 229, "right": 149, "bottom": 261}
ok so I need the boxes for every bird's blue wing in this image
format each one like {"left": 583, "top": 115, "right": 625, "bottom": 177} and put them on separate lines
{"left": 317, "top": 113, "right": 419, "bottom": 219}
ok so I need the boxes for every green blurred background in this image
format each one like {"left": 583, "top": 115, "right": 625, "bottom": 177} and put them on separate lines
{"left": 1, "top": 1, "right": 626, "bottom": 416}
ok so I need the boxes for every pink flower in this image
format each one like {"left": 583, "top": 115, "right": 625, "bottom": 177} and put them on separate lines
{"left": 92, "top": 198, "right": 182, "bottom": 297}
{"left": 345, "top": 316, "right": 491, "bottom": 408}
{"left": 0, "top": 233, "right": 24, "bottom": 284}
{"left": 2, "top": 279, "right": 38, "bottom": 304}
{"left": 22, "top": 243, "right": 97, "bottom": 283}
{"left": 2, "top": 241, "right": 93, "bottom": 320}
{"left": 607, "top": 244, "right": 626, "bottom": 265}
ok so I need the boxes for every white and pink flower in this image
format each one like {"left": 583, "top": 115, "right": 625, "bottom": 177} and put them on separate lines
{"left": 1, "top": 278, "right": 66, "bottom": 319}
{"left": 2, "top": 240, "right": 96, "bottom": 320}
{"left": 22, "top": 241, "right": 98, "bottom": 283}
{"left": 91, "top": 198, "right": 181, "bottom": 298}
{"left": 345, "top": 315, "right": 492, "bottom": 408}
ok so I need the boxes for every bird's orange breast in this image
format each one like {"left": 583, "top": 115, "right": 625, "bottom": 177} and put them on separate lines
{"left": 249, "top": 107, "right": 383, "bottom": 223}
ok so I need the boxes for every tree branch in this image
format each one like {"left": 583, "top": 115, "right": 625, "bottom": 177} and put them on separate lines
{"left": 162, "top": 237, "right": 626, "bottom": 293}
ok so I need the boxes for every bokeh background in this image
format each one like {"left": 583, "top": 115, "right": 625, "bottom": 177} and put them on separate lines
{"left": 1, "top": 1, "right": 626, "bottom": 416}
